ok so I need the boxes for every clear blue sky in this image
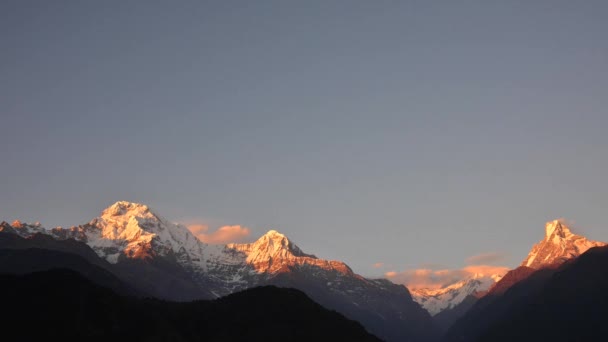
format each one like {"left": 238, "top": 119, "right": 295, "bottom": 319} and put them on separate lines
{"left": 2, "top": 1, "right": 608, "bottom": 278}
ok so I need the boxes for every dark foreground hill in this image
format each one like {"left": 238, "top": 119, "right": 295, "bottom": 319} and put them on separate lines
{"left": 0, "top": 269, "right": 381, "bottom": 342}
{"left": 477, "top": 245, "right": 608, "bottom": 342}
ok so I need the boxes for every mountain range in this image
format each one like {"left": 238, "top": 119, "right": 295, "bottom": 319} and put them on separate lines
{"left": 1, "top": 201, "right": 435, "bottom": 342}
{"left": 2, "top": 203, "right": 607, "bottom": 342}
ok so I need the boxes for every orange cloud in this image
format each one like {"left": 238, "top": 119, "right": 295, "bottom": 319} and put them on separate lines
{"left": 187, "top": 223, "right": 209, "bottom": 234}
{"left": 386, "top": 265, "right": 510, "bottom": 290}
{"left": 187, "top": 224, "right": 251, "bottom": 244}
{"left": 462, "top": 265, "right": 509, "bottom": 276}
{"left": 373, "top": 262, "right": 385, "bottom": 268}
{"left": 386, "top": 268, "right": 469, "bottom": 290}
{"left": 385, "top": 271, "right": 398, "bottom": 277}
{"left": 386, "top": 253, "right": 510, "bottom": 290}
{"left": 465, "top": 252, "right": 506, "bottom": 265}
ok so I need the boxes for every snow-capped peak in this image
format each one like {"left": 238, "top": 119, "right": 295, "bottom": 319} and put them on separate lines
{"left": 4, "top": 220, "right": 46, "bottom": 236}
{"left": 544, "top": 219, "right": 574, "bottom": 241}
{"left": 228, "top": 230, "right": 353, "bottom": 275}
{"left": 521, "top": 219, "right": 606, "bottom": 269}
{"left": 99, "top": 201, "right": 157, "bottom": 222}
{"left": 263, "top": 229, "right": 286, "bottom": 238}
{"left": 228, "top": 230, "right": 315, "bottom": 263}
{"left": 68, "top": 201, "right": 205, "bottom": 262}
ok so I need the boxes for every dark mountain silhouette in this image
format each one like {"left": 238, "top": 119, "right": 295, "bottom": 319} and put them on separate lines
{"left": 269, "top": 268, "right": 437, "bottom": 342}
{"left": 432, "top": 266, "right": 544, "bottom": 333}
{"left": 0, "top": 269, "right": 381, "bottom": 342}
{"left": 0, "top": 229, "right": 210, "bottom": 300}
{"left": 444, "top": 246, "right": 608, "bottom": 342}
{"left": 0, "top": 247, "right": 137, "bottom": 296}
{"left": 478, "top": 245, "right": 608, "bottom": 342}
{"left": 443, "top": 267, "right": 554, "bottom": 341}
{"left": 483, "top": 266, "right": 538, "bottom": 296}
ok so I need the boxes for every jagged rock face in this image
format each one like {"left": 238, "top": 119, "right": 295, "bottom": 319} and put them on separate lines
{"left": 521, "top": 220, "right": 606, "bottom": 269}
{"left": 0, "top": 221, "right": 17, "bottom": 234}
{"left": 3, "top": 201, "right": 438, "bottom": 342}
{"left": 4, "top": 220, "right": 43, "bottom": 236}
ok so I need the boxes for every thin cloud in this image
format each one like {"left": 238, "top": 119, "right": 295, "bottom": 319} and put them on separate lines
{"left": 386, "top": 268, "right": 468, "bottom": 290}
{"left": 187, "top": 223, "right": 209, "bottom": 235}
{"left": 465, "top": 252, "right": 506, "bottom": 265}
{"left": 418, "top": 262, "right": 445, "bottom": 270}
{"left": 373, "top": 262, "right": 385, "bottom": 268}
{"left": 386, "top": 261, "right": 509, "bottom": 290}
{"left": 187, "top": 224, "right": 251, "bottom": 244}
{"left": 462, "top": 265, "right": 509, "bottom": 277}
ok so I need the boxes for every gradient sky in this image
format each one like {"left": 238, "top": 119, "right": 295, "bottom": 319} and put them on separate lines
{"left": 2, "top": 1, "right": 608, "bottom": 280}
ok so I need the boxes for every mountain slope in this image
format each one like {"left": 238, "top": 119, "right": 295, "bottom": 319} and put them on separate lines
{"left": 226, "top": 225, "right": 437, "bottom": 341}
{"left": 270, "top": 268, "right": 436, "bottom": 342}
{"left": 0, "top": 269, "right": 381, "bottom": 342}
{"left": 0, "top": 247, "right": 137, "bottom": 296}
{"left": 432, "top": 294, "right": 480, "bottom": 332}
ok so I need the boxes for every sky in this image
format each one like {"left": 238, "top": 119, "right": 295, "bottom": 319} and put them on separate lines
{"left": 2, "top": 1, "right": 608, "bottom": 285}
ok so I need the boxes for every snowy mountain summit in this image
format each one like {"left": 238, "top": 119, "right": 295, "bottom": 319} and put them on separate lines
{"left": 521, "top": 219, "right": 606, "bottom": 269}
{"left": 43, "top": 201, "right": 212, "bottom": 264}
{"left": 410, "top": 272, "right": 505, "bottom": 316}
{"left": 228, "top": 230, "right": 353, "bottom": 275}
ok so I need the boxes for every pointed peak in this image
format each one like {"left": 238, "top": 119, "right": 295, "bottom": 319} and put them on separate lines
{"left": 522, "top": 219, "right": 606, "bottom": 269}
{"left": 101, "top": 201, "right": 155, "bottom": 219}
{"left": 256, "top": 229, "right": 294, "bottom": 247}
{"left": 230, "top": 229, "right": 317, "bottom": 260}
{"left": 545, "top": 219, "right": 572, "bottom": 239}
{"left": 262, "top": 229, "right": 287, "bottom": 239}
{"left": 105, "top": 200, "right": 150, "bottom": 211}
